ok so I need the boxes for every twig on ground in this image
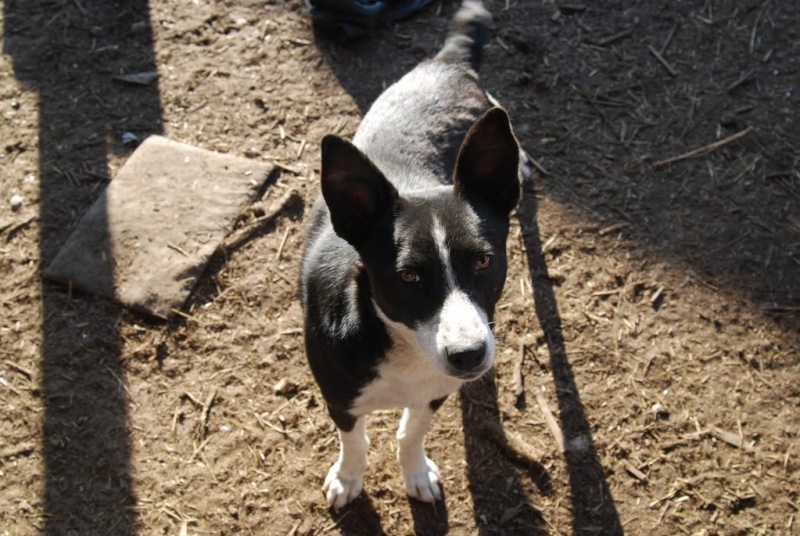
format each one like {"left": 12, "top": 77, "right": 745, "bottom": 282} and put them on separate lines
{"left": 659, "top": 25, "right": 677, "bottom": 54}
{"left": 708, "top": 425, "right": 755, "bottom": 453}
{"left": 595, "top": 29, "right": 632, "bottom": 46}
{"left": 750, "top": 0, "right": 771, "bottom": 54}
{"left": 199, "top": 388, "right": 218, "bottom": 439}
{"left": 183, "top": 391, "right": 203, "bottom": 407}
{"left": 650, "top": 286, "right": 664, "bottom": 305}
{"left": 222, "top": 189, "right": 302, "bottom": 252}
{"left": 512, "top": 343, "right": 525, "bottom": 403}
{"left": 728, "top": 67, "right": 757, "bottom": 92}
{"left": 167, "top": 243, "right": 189, "bottom": 257}
{"left": 599, "top": 222, "right": 630, "bottom": 236}
{"left": 275, "top": 228, "right": 291, "bottom": 262}
{"left": 171, "top": 406, "right": 182, "bottom": 435}
{"left": 482, "top": 421, "right": 542, "bottom": 468}
{"left": 272, "top": 162, "right": 304, "bottom": 175}
{"left": 521, "top": 148, "right": 549, "bottom": 176}
{"left": 5, "top": 360, "right": 33, "bottom": 379}
{"left": 653, "top": 127, "right": 753, "bottom": 168}
{"left": 535, "top": 391, "right": 565, "bottom": 453}
{"left": 648, "top": 45, "right": 677, "bottom": 77}
{"left": 621, "top": 459, "right": 648, "bottom": 481}
{"left": 760, "top": 303, "right": 800, "bottom": 312}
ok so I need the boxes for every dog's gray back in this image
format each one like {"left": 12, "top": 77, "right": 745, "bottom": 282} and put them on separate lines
{"left": 352, "top": 0, "right": 492, "bottom": 191}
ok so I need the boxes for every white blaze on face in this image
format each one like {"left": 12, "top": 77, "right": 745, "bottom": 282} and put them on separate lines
{"left": 411, "top": 216, "right": 495, "bottom": 377}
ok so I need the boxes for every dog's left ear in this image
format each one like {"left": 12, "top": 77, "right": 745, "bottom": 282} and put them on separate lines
{"left": 454, "top": 107, "right": 521, "bottom": 216}
{"left": 321, "top": 135, "right": 399, "bottom": 248}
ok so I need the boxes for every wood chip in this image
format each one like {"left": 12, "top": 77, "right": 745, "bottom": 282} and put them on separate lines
{"left": 708, "top": 425, "right": 755, "bottom": 453}
{"left": 650, "top": 285, "right": 664, "bottom": 304}
{"left": 275, "top": 228, "right": 291, "bottom": 262}
{"left": 198, "top": 388, "right": 218, "bottom": 439}
{"left": 272, "top": 162, "right": 304, "bottom": 175}
{"left": 535, "top": 391, "right": 565, "bottom": 453}
{"left": 512, "top": 343, "right": 525, "bottom": 402}
{"left": 598, "top": 222, "right": 630, "bottom": 236}
{"left": 647, "top": 45, "right": 677, "bottom": 77}
{"left": 621, "top": 459, "right": 648, "bottom": 481}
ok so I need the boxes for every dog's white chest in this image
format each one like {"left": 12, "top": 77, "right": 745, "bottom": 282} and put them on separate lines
{"left": 350, "top": 341, "right": 464, "bottom": 415}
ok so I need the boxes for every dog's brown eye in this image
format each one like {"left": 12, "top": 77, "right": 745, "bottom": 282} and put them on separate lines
{"left": 399, "top": 268, "right": 421, "bottom": 283}
{"left": 476, "top": 254, "right": 493, "bottom": 270}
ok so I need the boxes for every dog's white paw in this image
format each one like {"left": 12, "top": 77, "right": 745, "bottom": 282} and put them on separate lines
{"left": 402, "top": 456, "right": 442, "bottom": 503}
{"left": 324, "top": 461, "right": 364, "bottom": 510}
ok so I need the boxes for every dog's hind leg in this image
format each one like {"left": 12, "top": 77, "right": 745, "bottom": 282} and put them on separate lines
{"left": 397, "top": 406, "right": 443, "bottom": 503}
{"left": 324, "top": 416, "right": 369, "bottom": 510}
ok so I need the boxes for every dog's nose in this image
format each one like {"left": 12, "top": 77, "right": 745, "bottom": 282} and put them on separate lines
{"left": 446, "top": 343, "right": 486, "bottom": 372}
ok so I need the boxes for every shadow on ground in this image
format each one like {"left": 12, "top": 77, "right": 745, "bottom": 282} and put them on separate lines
{"left": 517, "top": 180, "right": 625, "bottom": 534}
{"left": 4, "top": 1, "right": 163, "bottom": 532}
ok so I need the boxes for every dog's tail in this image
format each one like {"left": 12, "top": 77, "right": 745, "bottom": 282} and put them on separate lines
{"left": 434, "top": 0, "right": 492, "bottom": 72}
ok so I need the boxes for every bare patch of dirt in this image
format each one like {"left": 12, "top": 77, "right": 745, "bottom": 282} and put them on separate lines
{"left": 1, "top": 0, "right": 798, "bottom": 534}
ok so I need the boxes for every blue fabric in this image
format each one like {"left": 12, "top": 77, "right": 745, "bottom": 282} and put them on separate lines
{"left": 306, "top": 0, "right": 435, "bottom": 40}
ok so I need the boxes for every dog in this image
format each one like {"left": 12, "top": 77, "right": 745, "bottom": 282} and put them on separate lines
{"left": 301, "top": 0, "right": 522, "bottom": 509}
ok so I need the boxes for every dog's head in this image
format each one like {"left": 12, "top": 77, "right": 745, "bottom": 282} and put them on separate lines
{"left": 320, "top": 108, "right": 520, "bottom": 380}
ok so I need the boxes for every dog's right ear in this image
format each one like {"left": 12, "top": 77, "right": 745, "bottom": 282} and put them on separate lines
{"left": 321, "top": 135, "right": 398, "bottom": 248}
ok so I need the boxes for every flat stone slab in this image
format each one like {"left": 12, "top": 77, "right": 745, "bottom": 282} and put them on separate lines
{"left": 45, "top": 135, "right": 272, "bottom": 319}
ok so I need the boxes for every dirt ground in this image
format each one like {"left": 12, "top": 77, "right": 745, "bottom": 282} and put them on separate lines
{"left": 1, "top": 0, "right": 799, "bottom": 534}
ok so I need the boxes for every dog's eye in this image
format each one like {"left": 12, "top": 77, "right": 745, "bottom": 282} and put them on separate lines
{"left": 399, "top": 268, "right": 421, "bottom": 283}
{"left": 476, "top": 254, "right": 493, "bottom": 270}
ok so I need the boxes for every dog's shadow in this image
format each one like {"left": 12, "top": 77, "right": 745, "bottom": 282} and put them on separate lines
{"left": 327, "top": 494, "right": 385, "bottom": 535}
{"left": 408, "top": 495, "right": 449, "bottom": 536}
{"left": 460, "top": 377, "right": 551, "bottom": 534}
{"left": 328, "top": 493, "right": 449, "bottom": 536}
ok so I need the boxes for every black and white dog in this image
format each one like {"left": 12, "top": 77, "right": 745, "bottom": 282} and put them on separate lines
{"left": 301, "top": 0, "right": 522, "bottom": 509}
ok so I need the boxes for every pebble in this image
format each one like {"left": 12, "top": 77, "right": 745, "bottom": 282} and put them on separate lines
{"left": 720, "top": 113, "right": 737, "bottom": 127}
{"left": 10, "top": 194, "right": 24, "bottom": 211}
{"left": 122, "top": 132, "right": 139, "bottom": 145}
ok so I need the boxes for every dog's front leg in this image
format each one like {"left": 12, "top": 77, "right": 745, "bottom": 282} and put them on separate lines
{"left": 397, "top": 406, "right": 443, "bottom": 503}
{"left": 324, "top": 416, "right": 369, "bottom": 510}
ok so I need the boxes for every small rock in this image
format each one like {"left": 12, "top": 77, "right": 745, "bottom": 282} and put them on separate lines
{"left": 10, "top": 194, "right": 24, "bottom": 211}
{"left": 566, "top": 434, "right": 591, "bottom": 454}
{"left": 122, "top": 132, "right": 139, "bottom": 146}
{"left": 130, "top": 21, "right": 148, "bottom": 33}
{"left": 720, "top": 113, "right": 737, "bottom": 128}
{"left": 114, "top": 72, "right": 158, "bottom": 86}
